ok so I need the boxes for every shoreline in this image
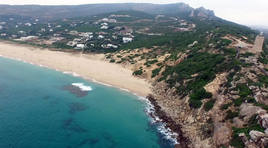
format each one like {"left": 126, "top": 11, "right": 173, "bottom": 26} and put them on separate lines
{"left": 0, "top": 41, "right": 151, "bottom": 97}
{"left": 0, "top": 41, "right": 187, "bottom": 147}
{"left": 146, "top": 95, "right": 189, "bottom": 148}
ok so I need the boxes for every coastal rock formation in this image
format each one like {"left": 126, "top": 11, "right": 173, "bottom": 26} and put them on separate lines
{"left": 240, "top": 103, "right": 266, "bottom": 121}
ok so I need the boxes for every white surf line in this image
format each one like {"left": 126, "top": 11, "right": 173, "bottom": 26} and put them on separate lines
{"left": 71, "top": 83, "right": 93, "bottom": 91}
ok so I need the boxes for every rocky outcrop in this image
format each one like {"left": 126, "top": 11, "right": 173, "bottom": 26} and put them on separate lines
{"left": 240, "top": 103, "right": 266, "bottom": 121}
{"left": 233, "top": 117, "right": 245, "bottom": 128}
{"left": 258, "top": 113, "right": 268, "bottom": 129}
{"left": 191, "top": 7, "right": 216, "bottom": 19}
{"left": 146, "top": 95, "right": 190, "bottom": 148}
{"left": 250, "top": 130, "right": 266, "bottom": 142}
{"left": 152, "top": 82, "right": 213, "bottom": 148}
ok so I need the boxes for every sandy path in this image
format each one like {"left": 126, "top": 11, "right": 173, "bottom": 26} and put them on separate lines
{"left": 251, "top": 35, "right": 265, "bottom": 54}
{"left": 0, "top": 41, "right": 151, "bottom": 97}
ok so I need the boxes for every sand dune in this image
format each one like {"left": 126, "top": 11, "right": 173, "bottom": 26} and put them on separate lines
{"left": 0, "top": 41, "right": 151, "bottom": 97}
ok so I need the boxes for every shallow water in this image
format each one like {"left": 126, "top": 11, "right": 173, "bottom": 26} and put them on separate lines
{"left": 0, "top": 57, "right": 173, "bottom": 148}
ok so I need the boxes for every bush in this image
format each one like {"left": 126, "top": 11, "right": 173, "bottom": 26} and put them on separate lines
{"left": 220, "top": 103, "right": 232, "bottom": 110}
{"left": 189, "top": 88, "right": 212, "bottom": 109}
{"left": 190, "top": 88, "right": 212, "bottom": 100}
{"left": 237, "top": 84, "right": 252, "bottom": 97}
{"left": 204, "top": 99, "right": 216, "bottom": 111}
{"left": 245, "top": 97, "right": 256, "bottom": 103}
{"left": 109, "top": 59, "right": 115, "bottom": 63}
{"left": 258, "top": 75, "right": 268, "bottom": 87}
{"left": 225, "top": 110, "right": 239, "bottom": 120}
{"left": 234, "top": 97, "right": 244, "bottom": 106}
{"left": 230, "top": 131, "right": 245, "bottom": 148}
{"left": 189, "top": 99, "right": 202, "bottom": 109}
{"left": 151, "top": 68, "right": 161, "bottom": 78}
{"left": 133, "top": 69, "right": 143, "bottom": 75}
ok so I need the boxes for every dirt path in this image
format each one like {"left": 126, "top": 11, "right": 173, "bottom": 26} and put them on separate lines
{"left": 251, "top": 35, "right": 265, "bottom": 54}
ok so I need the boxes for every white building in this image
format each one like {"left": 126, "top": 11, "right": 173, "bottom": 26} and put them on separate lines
{"left": 76, "top": 44, "right": 86, "bottom": 49}
{"left": 18, "top": 31, "right": 26, "bottom": 34}
{"left": 101, "top": 25, "right": 109, "bottom": 30}
{"left": 98, "top": 35, "right": 104, "bottom": 39}
{"left": 101, "top": 23, "right": 108, "bottom": 26}
{"left": 107, "top": 44, "right": 118, "bottom": 49}
{"left": 25, "top": 23, "right": 32, "bottom": 27}
{"left": 69, "top": 30, "right": 79, "bottom": 35}
{"left": 123, "top": 37, "right": 133, "bottom": 43}
{"left": 79, "top": 32, "right": 93, "bottom": 37}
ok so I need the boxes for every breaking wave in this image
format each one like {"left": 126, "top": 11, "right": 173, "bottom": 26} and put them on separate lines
{"left": 71, "top": 83, "right": 93, "bottom": 91}
{"left": 139, "top": 97, "right": 179, "bottom": 145}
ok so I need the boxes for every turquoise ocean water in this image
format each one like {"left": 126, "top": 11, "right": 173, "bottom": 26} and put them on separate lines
{"left": 0, "top": 57, "right": 173, "bottom": 148}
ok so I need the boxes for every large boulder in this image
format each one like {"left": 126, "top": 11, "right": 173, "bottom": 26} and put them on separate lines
{"left": 258, "top": 113, "right": 268, "bottom": 129}
{"left": 240, "top": 103, "right": 266, "bottom": 121}
{"left": 249, "top": 130, "right": 266, "bottom": 142}
{"left": 233, "top": 117, "right": 245, "bottom": 128}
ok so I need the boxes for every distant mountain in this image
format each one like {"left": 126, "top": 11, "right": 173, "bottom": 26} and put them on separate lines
{"left": 0, "top": 3, "right": 215, "bottom": 21}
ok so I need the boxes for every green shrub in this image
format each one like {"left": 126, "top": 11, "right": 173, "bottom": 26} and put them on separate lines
{"left": 234, "top": 97, "right": 244, "bottom": 106}
{"left": 220, "top": 103, "right": 232, "bottom": 110}
{"left": 240, "top": 52, "right": 255, "bottom": 58}
{"left": 145, "top": 59, "right": 158, "bottom": 67}
{"left": 237, "top": 84, "right": 252, "bottom": 97}
{"left": 189, "top": 88, "right": 212, "bottom": 109}
{"left": 204, "top": 99, "right": 216, "bottom": 111}
{"left": 152, "top": 68, "right": 161, "bottom": 78}
{"left": 189, "top": 99, "right": 202, "bottom": 109}
{"left": 133, "top": 69, "right": 143, "bottom": 75}
{"left": 225, "top": 110, "right": 239, "bottom": 120}
{"left": 230, "top": 131, "right": 245, "bottom": 148}
{"left": 190, "top": 88, "right": 212, "bottom": 100}
{"left": 245, "top": 97, "right": 256, "bottom": 103}
{"left": 109, "top": 59, "right": 115, "bottom": 63}
{"left": 258, "top": 75, "right": 268, "bottom": 87}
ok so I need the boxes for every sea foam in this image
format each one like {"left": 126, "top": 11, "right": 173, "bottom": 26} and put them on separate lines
{"left": 63, "top": 71, "right": 80, "bottom": 77}
{"left": 139, "top": 96, "right": 179, "bottom": 145}
{"left": 71, "top": 83, "right": 93, "bottom": 91}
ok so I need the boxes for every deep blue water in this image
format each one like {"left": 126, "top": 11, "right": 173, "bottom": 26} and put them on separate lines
{"left": 0, "top": 57, "right": 172, "bottom": 148}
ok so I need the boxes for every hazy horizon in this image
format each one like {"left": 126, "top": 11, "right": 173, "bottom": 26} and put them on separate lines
{"left": 0, "top": 0, "right": 268, "bottom": 27}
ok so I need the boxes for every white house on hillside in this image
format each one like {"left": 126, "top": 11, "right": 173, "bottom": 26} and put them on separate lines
{"left": 123, "top": 37, "right": 133, "bottom": 43}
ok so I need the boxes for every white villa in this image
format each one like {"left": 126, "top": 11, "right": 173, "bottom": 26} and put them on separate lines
{"left": 123, "top": 37, "right": 133, "bottom": 43}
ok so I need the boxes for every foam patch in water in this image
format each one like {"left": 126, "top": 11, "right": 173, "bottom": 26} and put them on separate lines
{"left": 72, "top": 83, "right": 92, "bottom": 91}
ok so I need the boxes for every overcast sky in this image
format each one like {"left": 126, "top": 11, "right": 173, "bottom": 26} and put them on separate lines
{"left": 1, "top": 0, "right": 268, "bottom": 27}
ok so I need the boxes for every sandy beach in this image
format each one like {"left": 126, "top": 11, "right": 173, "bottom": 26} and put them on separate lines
{"left": 0, "top": 41, "right": 151, "bottom": 96}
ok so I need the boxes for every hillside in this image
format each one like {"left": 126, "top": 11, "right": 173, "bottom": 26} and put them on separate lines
{"left": 0, "top": 3, "right": 267, "bottom": 148}
{"left": 0, "top": 3, "right": 193, "bottom": 21}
